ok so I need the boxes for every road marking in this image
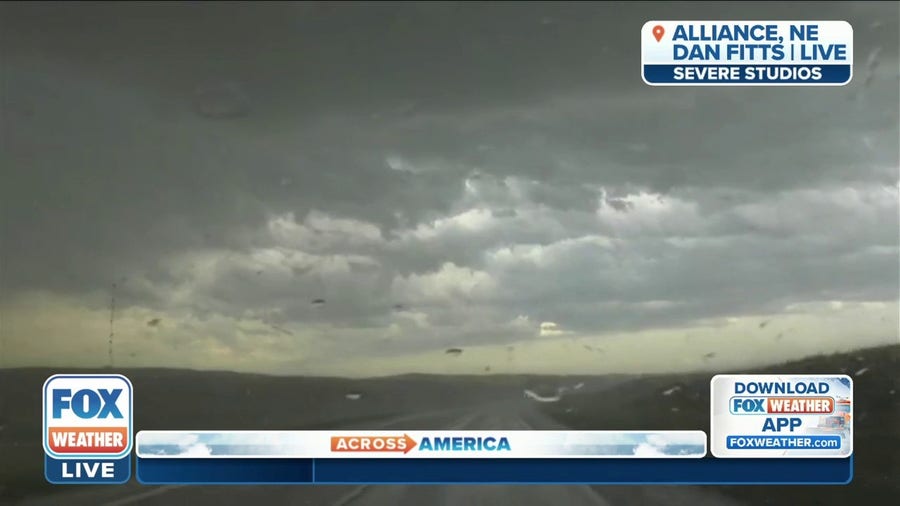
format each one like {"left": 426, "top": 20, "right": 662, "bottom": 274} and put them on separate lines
{"left": 331, "top": 485, "right": 372, "bottom": 506}
{"left": 101, "top": 485, "right": 185, "bottom": 506}
{"left": 447, "top": 412, "right": 482, "bottom": 430}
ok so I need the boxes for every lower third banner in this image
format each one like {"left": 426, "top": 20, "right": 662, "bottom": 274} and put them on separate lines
{"left": 134, "top": 430, "right": 852, "bottom": 484}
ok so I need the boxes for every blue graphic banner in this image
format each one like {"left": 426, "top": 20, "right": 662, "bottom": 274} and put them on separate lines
{"left": 136, "top": 456, "right": 853, "bottom": 484}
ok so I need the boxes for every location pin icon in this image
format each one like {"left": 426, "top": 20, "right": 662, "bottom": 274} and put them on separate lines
{"left": 653, "top": 25, "right": 665, "bottom": 42}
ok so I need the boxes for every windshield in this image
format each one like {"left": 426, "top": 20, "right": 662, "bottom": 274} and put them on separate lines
{"left": 1, "top": 2, "right": 898, "bottom": 506}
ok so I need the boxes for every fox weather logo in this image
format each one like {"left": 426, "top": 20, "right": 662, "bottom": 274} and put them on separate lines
{"left": 42, "top": 374, "right": 133, "bottom": 484}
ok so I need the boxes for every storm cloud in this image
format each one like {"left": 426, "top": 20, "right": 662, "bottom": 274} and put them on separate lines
{"left": 1, "top": 2, "right": 897, "bottom": 375}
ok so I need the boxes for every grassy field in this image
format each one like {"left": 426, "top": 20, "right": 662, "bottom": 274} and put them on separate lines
{"left": 539, "top": 343, "right": 900, "bottom": 506}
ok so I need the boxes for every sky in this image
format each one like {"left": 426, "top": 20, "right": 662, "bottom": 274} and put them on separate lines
{"left": 1, "top": 2, "right": 898, "bottom": 377}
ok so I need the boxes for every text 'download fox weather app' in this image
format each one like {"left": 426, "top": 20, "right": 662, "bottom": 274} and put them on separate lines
{"left": 710, "top": 375, "right": 853, "bottom": 458}
{"left": 43, "top": 374, "right": 133, "bottom": 484}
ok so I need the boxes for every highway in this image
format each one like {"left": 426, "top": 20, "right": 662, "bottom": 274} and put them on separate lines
{"left": 17, "top": 395, "right": 743, "bottom": 506}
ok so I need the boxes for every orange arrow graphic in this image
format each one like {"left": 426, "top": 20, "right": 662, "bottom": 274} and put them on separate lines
{"left": 330, "top": 434, "right": 417, "bottom": 454}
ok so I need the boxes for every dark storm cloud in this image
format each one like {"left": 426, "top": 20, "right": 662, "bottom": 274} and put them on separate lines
{"left": 1, "top": 2, "right": 898, "bottom": 356}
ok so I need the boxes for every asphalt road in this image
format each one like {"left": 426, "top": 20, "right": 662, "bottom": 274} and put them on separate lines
{"left": 17, "top": 395, "right": 743, "bottom": 506}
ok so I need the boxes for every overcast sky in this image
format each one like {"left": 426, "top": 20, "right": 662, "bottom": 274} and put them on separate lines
{"left": 1, "top": 2, "right": 898, "bottom": 376}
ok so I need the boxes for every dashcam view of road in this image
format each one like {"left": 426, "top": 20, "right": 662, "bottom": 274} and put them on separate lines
{"left": 3, "top": 345, "right": 899, "bottom": 506}
{"left": 1, "top": 2, "right": 898, "bottom": 506}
